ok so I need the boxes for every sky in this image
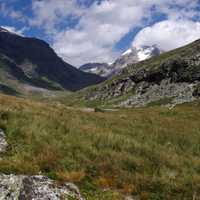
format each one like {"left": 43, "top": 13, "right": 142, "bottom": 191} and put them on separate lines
{"left": 0, "top": 0, "right": 200, "bottom": 67}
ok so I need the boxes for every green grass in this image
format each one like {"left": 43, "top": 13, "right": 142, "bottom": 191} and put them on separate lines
{"left": 0, "top": 94, "right": 200, "bottom": 199}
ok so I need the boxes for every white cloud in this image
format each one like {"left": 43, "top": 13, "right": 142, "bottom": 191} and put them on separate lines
{"left": 132, "top": 20, "right": 200, "bottom": 51}
{"left": 28, "top": 0, "right": 200, "bottom": 66}
{"left": 0, "top": 2, "right": 25, "bottom": 22}
{"left": 1, "top": 26, "right": 26, "bottom": 36}
{"left": 52, "top": 0, "right": 156, "bottom": 66}
{"left": 30, "top": 0, "right": 82, "bottom": 35}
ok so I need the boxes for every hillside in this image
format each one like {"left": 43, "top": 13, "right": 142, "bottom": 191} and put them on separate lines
{"left": 0, "top": 94, "right": 200, "bottom": 199}
{"left": 0, "top": 27, "right": 104, "bottom": 96}
{"left": 81, "top": 39, "right": 200, "bottom": 107}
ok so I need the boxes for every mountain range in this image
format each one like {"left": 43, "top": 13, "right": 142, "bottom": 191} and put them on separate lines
{"left": 0, "top": 27, "right": 104, "bottom": 96}
{"left": 79, "top": 45, "right": 163, "bottom": 77}
{"left": 0, "top": 26, "right": 200, "bottom": 108}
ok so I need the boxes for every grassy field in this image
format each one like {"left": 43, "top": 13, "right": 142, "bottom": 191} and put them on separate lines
{"left": 0, "top": 94, "right": 200, "bottom": 199}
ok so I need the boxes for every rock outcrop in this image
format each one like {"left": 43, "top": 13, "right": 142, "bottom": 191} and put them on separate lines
{"left": 0, "top": 174, "right": 84, "bottom": 200}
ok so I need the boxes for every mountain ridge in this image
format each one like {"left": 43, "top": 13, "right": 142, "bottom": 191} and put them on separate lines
{"left": 0, "top": 27, "right": 104, "bottom": 96}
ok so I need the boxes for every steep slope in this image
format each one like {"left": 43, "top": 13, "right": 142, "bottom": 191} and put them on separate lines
{"left": 0, "top": 27, "right": 104, "bottom": 96}
{"left": 79, "top": 45, "right": 162, "bottom": 77}
{"left": 82, "top": 39, "right": 200, "bottom": 107}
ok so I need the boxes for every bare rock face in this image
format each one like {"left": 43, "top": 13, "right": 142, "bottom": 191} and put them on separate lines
{"left": 0, "top": 129, "right": 8, "bottom": 154}
{"left": 0, "top": 174, "right": 84, "bottom": 200}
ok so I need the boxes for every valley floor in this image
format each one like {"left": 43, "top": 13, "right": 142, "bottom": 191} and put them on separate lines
{"left": 0, "top": 94, "right": 200, "bottom": 199}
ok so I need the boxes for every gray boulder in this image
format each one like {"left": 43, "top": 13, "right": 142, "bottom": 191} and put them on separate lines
{"left": 0, "top": 174, "right": 84, "bottom": 200}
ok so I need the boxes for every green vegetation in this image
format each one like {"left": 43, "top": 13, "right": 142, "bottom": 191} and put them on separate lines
{"left": 0, "top": 94, "right": 200, "bottom": 199}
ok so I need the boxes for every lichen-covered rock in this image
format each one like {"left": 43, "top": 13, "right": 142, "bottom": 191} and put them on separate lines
{"left": 0, "top": 129, "right": 8, "bottom": 154}
{"left": 0, "top": 174, "right": 84, "bottom": 200}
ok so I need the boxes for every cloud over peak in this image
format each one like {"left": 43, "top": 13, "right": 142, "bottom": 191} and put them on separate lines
{"left": 133, "top": 20, "right": 200, "bottom": 51}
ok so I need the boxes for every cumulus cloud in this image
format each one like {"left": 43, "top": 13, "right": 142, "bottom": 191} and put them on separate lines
{"left": 132, "top": 20, "right": 200, "bottom": 51}
{"left": 0, "top": 2, "right": 25, "bottom": 22}
{"left": 24, "top": 0, "right": 200, "bottom": 65}
{"left": 30, "top": 0, "right": 82, "bottom": 35}
{"left": 53, "top": 0, "right": 152, "bottom": 65}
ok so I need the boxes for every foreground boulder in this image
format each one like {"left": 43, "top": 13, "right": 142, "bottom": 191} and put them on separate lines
{"left": 0, "top": 174, "right": 84, "bottom": 200}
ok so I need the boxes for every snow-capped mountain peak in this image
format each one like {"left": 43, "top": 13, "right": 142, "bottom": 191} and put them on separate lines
{"left": 122, "top": 48, "right": 132, "bottom": 56}
{"left": 80, "top": 45, "right": 163, "bottom": 77}
{"left": 136, "top": 45, "right": 159, "bottom": 61}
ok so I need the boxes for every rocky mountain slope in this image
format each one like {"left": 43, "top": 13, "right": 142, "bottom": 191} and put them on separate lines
{"left": 0, "top": 27, "right": 104, "bottom": 96}
{"left": 82, "top": 39, "right": 200, "bottom": 107}
{"left": 79, "top": 45, "right": 162, "bottom": 77}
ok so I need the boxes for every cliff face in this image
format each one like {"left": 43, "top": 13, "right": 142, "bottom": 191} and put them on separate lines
{"left": 0, "top": 27, "right": 104, "bottom": 95}
{"left": 84, "top": 40, "right": 200, "bottom": 107}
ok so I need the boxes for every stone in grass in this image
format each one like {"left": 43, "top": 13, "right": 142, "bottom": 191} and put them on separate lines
{"left": 0, "top": 129, "right": 8, "bottom": 154}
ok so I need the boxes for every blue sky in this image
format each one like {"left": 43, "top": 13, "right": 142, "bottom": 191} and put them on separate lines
{"left": 0, "top": 0, "right": 200, "bottom": 66}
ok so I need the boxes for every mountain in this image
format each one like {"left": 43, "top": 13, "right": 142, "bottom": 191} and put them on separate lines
{"left": 111, "top": 45, "right": 162, "bottom": 75}
{"left": 79, "top": 62, "right": 112, "bottom": 77}
{"left": 79, "top": 45, "right": 162, "bottom": 77}
{"left": 81, "top": 39, "right": 200, "bottom": 107}
{"left": 0, "top": 27, "right": 104, "bottom": 96}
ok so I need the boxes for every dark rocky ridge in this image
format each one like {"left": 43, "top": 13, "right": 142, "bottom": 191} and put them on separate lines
{"left": 84, "top": 39, "right": 200, "bottom": 107}
{"left": 0, "top": 27, "right": 104, "bottom": 93}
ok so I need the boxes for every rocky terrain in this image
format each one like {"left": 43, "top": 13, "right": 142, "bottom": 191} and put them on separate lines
{"left": 0, "top": 27, "right": 104, "bottom": 96}
{"left": 0, "top": 129, "right": 84, "bottom": 200}
{"left": 84, "top": 40, "right": 200, "bottom": 107}
{"left": 80, "top": 45, "right": 162, "bottom": 77}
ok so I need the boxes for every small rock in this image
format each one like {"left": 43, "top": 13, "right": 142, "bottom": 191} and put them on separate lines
{"left": 193, "top": 83, "right": 200, "bottom": 97}
{"left": 0, "top": 129, "right": 8, "bottom": 154}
